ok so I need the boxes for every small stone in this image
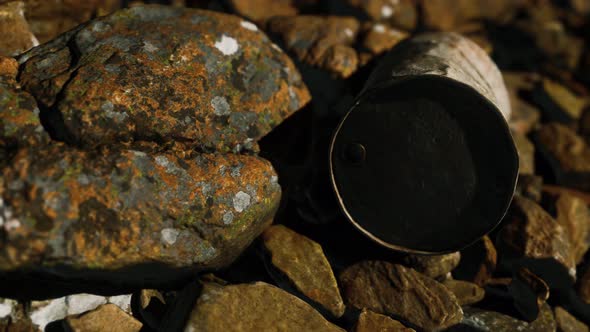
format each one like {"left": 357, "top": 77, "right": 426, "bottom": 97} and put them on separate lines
{"left": 543, "top": 192, "right": 590, "bottom": 264}
{"left": 514, "top": 133, "right": 535, "bottom": 175}
{"left": 402, "top": 251, "right": 461, "bottom": 279}
{"left": 339, "top": 261, "right": 463, "bottom": 331}
{"left": 266, "top": 15, "right": 360, "bottom": 78}
{"left": 498, "top": 196, "right": 575, "bottom": 284}
{"left": 449, "top": 303, "right": 556, "bottom": 332}
{"left": 361, "top": 23, "right": 408, "bottom": 56}
{"left": 516, "top": 175, "right": 544, "bottom": 202}
{"left": 555, "top": 306, "right": 588, "bottom": 332}
{"left": 354, "top": 309, "right": 415, "bottom": 332}
{"left": 534, "top": 79, "right": 588, "bottom": 122}
{"left": 345, "top": 0, "right": 418, "bottom": 30}
{"left": 0, "top": 2, "right": 38, "bottom": 57}
{"left": 64, "top": 304, "right": 142, "bottom": 332}
{"left": 227, "top": 0, "right": 299, "bottom": 24}
{"left": 0, "top": 57, "right": 18, "bottom": 79}
{"left": 454, "top": 235, "right": 497, "bottom": 286}
{"left": 185, "top": 282, "right": 344, "bottom": 332}
{"left": 19, "top": 6, "right": 310, "bottom": 153}
{"left": 442, "top": 279, "right": 485, "bottom": 306}
{"left": 536, "top": 123, "right": 590, "bottom": 191}
{"left": 261, "top": 225, "right": 345, "bottom": 317}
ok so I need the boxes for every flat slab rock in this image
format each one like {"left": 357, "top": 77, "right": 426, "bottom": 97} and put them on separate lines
{"left": 185, "top": 282, "right": 344, "bottom": 332}
{"left": 339, "top": 261, "right": 463, "bottom": 331}
{"left": 0, "top": 143, "right": 280, "bottom": 285}
{"left": 18, "top": 5, "right": 310, "bottom": 153}
{"left": 261, "top": 225, "right": 345, "bottom": 317}
{"left": 354, "top": 309, "right": 415, "bottom": 332}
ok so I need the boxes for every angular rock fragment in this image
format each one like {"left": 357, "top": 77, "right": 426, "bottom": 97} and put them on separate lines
{"left": 533, "top": 79, "right": 587, "bottom": 123}
{"left": 261, "top": 225, "right": 345, "bottom": 317}
{"left": 133, "top": 289, "right": 167, "bottom": 330}
{"left": 555, "top": 306, "right": 588, "bottom": 332}
{"left": 29, "top": 293, "right": 132, "bottom": 331}
{"left": 498, "top": 196, "right": 575, "bottom": 287}
{"left": 185, "top": 282, "right": 344, "bottom": 332}
{"left": 339, "top": 261, "right": 463, "bottom": 331}
{"left": 516, "top": 175, "right": 543, "bottom": 202}
{"left": 345, "top": 0, "right": 417, "bottom": 30}
{"left": 402, "top": 252, "right": 461, "bottom": 279}
{"left": 421, "top": 0, "right": 523, "bottom": 31}
{"left": 227, "top": 0, "right": 299, "bottom": 24}
{"left": 266, "top": 15, "right": 360, "bottom": 78}
{"left": 0, "top": 143, "right": 281, "bottom": 286}
{"left": 358, "top": 23, "right": 407, "bottom": 65}
{"left": 354, "top": 309, "right": 415, "bottom": 332}
{"left": 449, "top": 304, "right": 556, "bottom": 332}
{"left": 442, "top": 279, "right": 485, "bottom": 306}
{"left": 0, "top": 2, "right": 38, "bottom": 57}
{"left": 536, "top": 123, "right": 590, "bottom": 191}
{"left": 454, "top": 235, "right": 497, "bottom": 286}
{"left": 19, "top": 6, "right": 310, "bottom": 153}
{"left": 543, "top": 192, "right": 590, "bottom": 264}
{"left": 64, "top": 304, "right": 142, "bottom": 332}
{"left": 514, "top": 133, "right": 535, "bottom": 175}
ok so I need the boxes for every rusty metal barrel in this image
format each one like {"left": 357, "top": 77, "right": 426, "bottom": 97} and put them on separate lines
{"left": 330, "top": 32, "right": 519, "bottom": 254}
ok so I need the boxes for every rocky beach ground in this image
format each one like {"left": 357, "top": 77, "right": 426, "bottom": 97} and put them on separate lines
{"left": 2, "top": 0, "right": 590, "bottom": 331}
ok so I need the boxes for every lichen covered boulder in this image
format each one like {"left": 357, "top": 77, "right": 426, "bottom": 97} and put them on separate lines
{"left": 0, "top": 143, "right": 281, "bottom": 285}
{"left": 18, "top": 5, "right": 310, "bottom": 153}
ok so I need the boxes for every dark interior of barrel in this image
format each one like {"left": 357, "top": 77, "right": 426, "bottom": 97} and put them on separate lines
{"left": 331, "top": 76, "right": 519, "bottom": 253}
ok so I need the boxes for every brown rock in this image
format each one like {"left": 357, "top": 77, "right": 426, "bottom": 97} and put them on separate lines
{"left": 19, "top": 6, "right": 310, "bottom": 153}
{"left": 261, "top": 225, "right": 345, "bottom": 317}
{"left": 266, "top": 15, "right": 360, "bottom": 78}
{"left": 185, "top": 282, "right": 344, "bottom": 332}
{"left": 0, "top": 2, "right": 38, "bottom": 57}
{"left": 339, "top": 261, "right": 463, "bottom": 331}
{"left": 450, "top": 304, "right": 556, "bottom": 332}
{"left": 516, "top": 175, "right": 543, "bottom": 202}
{"left": 227, "top": 0, "right": 299, "bottom": 24}
{"left": 544, "top": 185, "right": 590, "bottom": 206}
{"left": 361, "top": 23, "right": 408, "bottom": 56}
{"left": 354, "top": 309, "right": 415, "bottom": 332}
{"left": 537, "top": 79, "right": 588, "bottom": 120}
{"left": 514, "top": 133, "right": 535, "bottom": 175}
{"left": 345, "top": 0, "right": 417, "bottom": 30}
{"left": 443, "top": 279, "right": 485, "bottom": 306}
{"left": 421, "top": 0, "right": 523, "bottom": 31}
{"left": 536, "top": 123, "right": 590, "bottom": 191}
{"left": 402, "top": 252, "right": 461, "bottom": 279}
{"left": 64, "top": 304, "right": 142, "bottom": 332}
{"left": 555, "top": 306, "right": 588, "bottom": 332}
{"left": 454, "top": 235, "right": 497, "bottom": 286}
{"left": 498, "top": 196, "right": 575, "bottom": 281}
{"left": 543, "top": 192, "right": 590, "bottom": 264}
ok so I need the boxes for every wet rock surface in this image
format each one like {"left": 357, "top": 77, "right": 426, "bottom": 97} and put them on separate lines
{"left": 261, "top": 225, "right": 345, "bottom": 317}
{"left": 339, "top": 261, "right": 463, "bottom": 331}
{"left": 18, "top": 6, "right": 310, "bottom": 153}
{"left": 185, "top": 282, "right": 344, "bottom": 332}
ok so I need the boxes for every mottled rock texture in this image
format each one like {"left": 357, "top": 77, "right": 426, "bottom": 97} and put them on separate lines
{"left": 261, "top": 225, "right": 345, "bottom": 317}
{"left": 339, "top": 261, "right": 463, "bottom": 331}
{"left": 185, "top": 282, "right": 344, "bottom": 332}
{"left": 0, "top": 143, "right": 281, "bottom": 283}
{"left": 18, "top": 6, "right": 310, "bottom": 153}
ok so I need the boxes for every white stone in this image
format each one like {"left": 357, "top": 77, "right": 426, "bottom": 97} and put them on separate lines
{"left": 223, "top": 211, "right": 234, "bottom": 225}
{"left": 66, "top": 294, "right": 107, "bottom": 315}
{"left": 240, "top": 21, "right": 258, "bottom": 31}
{"left": 0, "top": 300, "right": 14, "bottom": 319}
{"left": 381, "top": 5, "right": 394, "bottom": 18}
{"left": 108, "top": 294, "right": 132, "bottom": 312}
{"left": 30, "top": 298, "right": 67, "bottom": 331}
{"left": 373, "top": 24, "right": 386, "bottom": 33}
{"left": 214, "top": 35, "right": 239, "bottom": 56}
